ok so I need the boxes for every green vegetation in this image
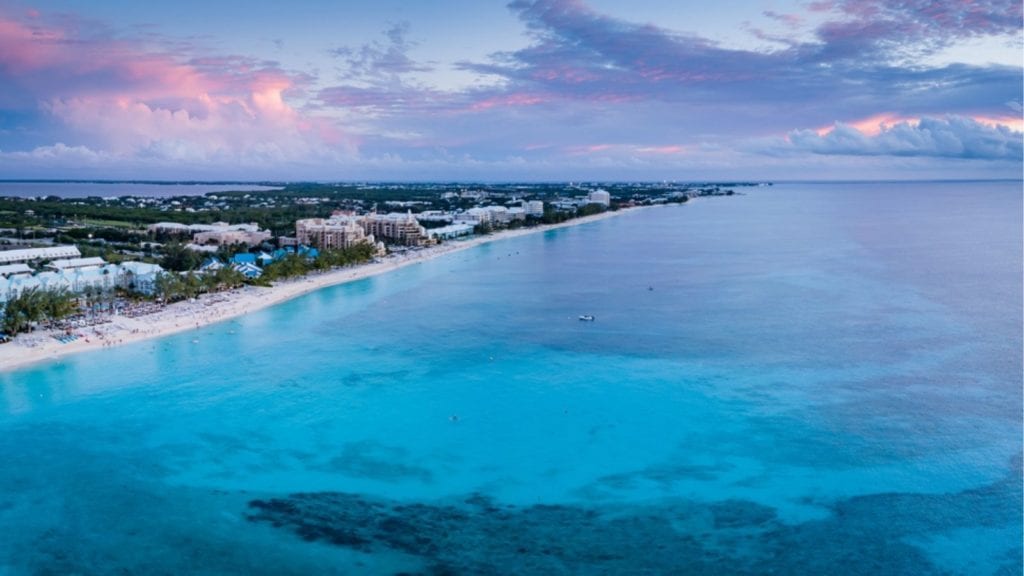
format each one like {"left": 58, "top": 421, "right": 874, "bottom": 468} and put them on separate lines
{"left": 260, "top": 254, "right": 310, "bottom": 281}
{"left": 1, "top": 288, "right": 78, "bottom": 335}
{"left": 261, "top": 243, "right": 376, "bottom": 282}
{"left": 150, "top": 242, "right": 375, "bottom": 299}
{"left": 160, "top": 242, "right": 203, "bottom": 272}
{"left": 576, "top": 203, "right": 606, "bottom": 217}
{"left": 540, "top": 208, "right": 572, "bottom": 224}
{"left": 154, "top": 266, "right": 246, "bottom": 303}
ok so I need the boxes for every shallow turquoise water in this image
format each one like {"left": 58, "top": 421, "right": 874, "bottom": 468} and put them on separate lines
{"left": 1, "top": 181, "right": 1020, "bottom": 574}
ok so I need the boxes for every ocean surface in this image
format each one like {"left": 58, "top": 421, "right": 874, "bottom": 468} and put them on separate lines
{"left": 0, "top": 181, "right": 1020, "bottom": 575}
{"left": 0, "top": 181, "right": 281, "bottom": 198}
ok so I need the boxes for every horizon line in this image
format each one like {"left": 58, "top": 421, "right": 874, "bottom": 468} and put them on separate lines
{"left": 1, "top": 178, "right": 1021, "bottom": 186}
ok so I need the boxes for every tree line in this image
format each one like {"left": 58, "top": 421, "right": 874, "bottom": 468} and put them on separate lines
{"left": 1, "top": 288, "right": 78, "bottom": 336}
{"left": 258, "top": 243, "right": 376, "bottom": 283}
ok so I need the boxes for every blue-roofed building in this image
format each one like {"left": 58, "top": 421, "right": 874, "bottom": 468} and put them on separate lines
{"left": 0, "top": 260, "right": 164, "bottom": 302}
{"left": 298, "top": 245, "right": 319, "bottom": 260}
{"left": 231, "top": 253, "right": 257, "bottom": 266}
{"left": 200, "top": 257, "right": 224, "bottom": 272}
{"left": 232, "top": 262, "right": 262, "bottom": 279}
{"left": 256, "top": 251, "right": 275, "bottom": 265}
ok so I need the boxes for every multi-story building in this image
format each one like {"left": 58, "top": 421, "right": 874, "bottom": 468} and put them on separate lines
{"left": 0, "top": 260, "right": 164, "bottom": 302}
{"left": 0, "top": 245, "right": 81, "bottom": 265}
{"left": 526, "top": 200, "right": 545, "bottom": 217}
{"left": 428, "top": 224, "right": 474, "bottom": 241}
{"left": 485, "top": 206, "right": 510, "bottom": 225}
{"left": 295, "top": 218, "right": 373, "bottom": 250}
{"left": 360, "top": 212, "right": 432, "bottom": 246}
{"left": 147, "top": 222, "right": 263, "bottom": 235}
{"left": 147, "top": 222, "right": 271, "bottom": 248}
{"left": 298, "top": 212, "right": 432, "bottom": 249}
{"left": 455, "top": 207, "right": 491, "bottom": 225}
{"left": 415, "top": 211, "right": 454, "bottom": 225}
{"left": 587, "top": 190, "right": 611, "bottom": 206}
{"left": 193, "top": 229, "right": 272, "bottom": 247}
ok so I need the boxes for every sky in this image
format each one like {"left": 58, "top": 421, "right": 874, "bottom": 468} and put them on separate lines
{"left": 0, "top": 0, "right": 1021, "bottom": 181}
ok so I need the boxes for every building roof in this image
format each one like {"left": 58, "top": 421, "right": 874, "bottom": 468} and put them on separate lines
{"left": 200, "top": 258, "right": 224, "bottom": 271}
{"left": 428, "top": 224, "right": 475, "bottom": 238}
{"left": 47, "top": 257, "right": 107, "bottom": 270}
{"left": 149, "top": 222, "right": 262, "bottom": 233}
{"left": 0, "top": 263, "right": 32, "bottom": 276}
{"left": 185, "top": 243, "right": 219, "bottom": 253}
{"left": 0, "top": 245, "right": 81, "bottom": 264}
{"left": 0, "top": 260, "right": 162, "bottom": 302}
{"left": 232, "top": 262, "right": 262, "bottom": 278}
{"left": 119, "top": 261, "right": 163, "bottom": 275}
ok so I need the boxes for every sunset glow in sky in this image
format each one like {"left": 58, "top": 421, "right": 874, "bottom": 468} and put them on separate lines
{"left": 0, "top": 0, "right": 1021, "bottom": 180}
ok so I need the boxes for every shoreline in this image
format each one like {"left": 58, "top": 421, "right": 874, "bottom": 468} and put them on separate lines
{"left": 0, "top": 206, "right": 649, "bottom": 373}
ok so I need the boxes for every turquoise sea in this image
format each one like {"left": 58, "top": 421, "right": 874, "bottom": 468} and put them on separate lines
{"left": 0, "top": 181, "right": 1020, "bottom": 575}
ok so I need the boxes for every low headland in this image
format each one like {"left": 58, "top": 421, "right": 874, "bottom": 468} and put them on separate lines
{"left": 0, "top": 208, "right": 634, "bottom": 373}
{"left": 0, "top": 181, "right": 756, "bottom": 373}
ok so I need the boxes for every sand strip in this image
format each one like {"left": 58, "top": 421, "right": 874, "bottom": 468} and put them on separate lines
{"left": 0, "top": 207, "right": 648, "bottom": 373}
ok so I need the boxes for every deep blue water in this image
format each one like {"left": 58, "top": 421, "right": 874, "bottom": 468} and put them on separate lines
{"left": 0, "top": 182, "right": 281, "bottom": 198}
{"left": 0, "top": 181, "right": 1020, "bottom": 574}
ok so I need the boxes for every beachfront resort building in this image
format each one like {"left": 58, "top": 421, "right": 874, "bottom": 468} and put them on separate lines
{"left": 454, "top": 206, "right": 527, "bottom": 227}
{"left": 360, "top": 212, "right": 433, "bottom": 247}
{"left": 587, "top": 190, "right": 611, "bottom": 206}
{"left": 415, "top": 211, "right": 453, "bottom": 225}
{"left": 0, "top": 256, "right": 164, "bottom": 303}
{"left": 526, "top": 200, "right": 545, "bottom": 217}
{"left": 455, "top": 207, "right": 492, "bottom": 225}
{"left": 299, "top": 212, "right": 431, "bottom": 248}
{"left": 428, "top": 224, "right": 474, "bottom": 241}
{"left": 295, "top": 217, "right": 375, "bottom": 250}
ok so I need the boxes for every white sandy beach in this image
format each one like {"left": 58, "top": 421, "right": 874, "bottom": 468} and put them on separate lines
{"left": 0, "top": 207, "right": 644, "bottom": 373}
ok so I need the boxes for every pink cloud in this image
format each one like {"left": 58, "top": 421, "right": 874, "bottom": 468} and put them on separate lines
{"left": 763, "top": 10, "right": 803, "bottom": 28}
{"left": 470, "top": 93, "right": 550, "bottom": 111}
{"left": 788, "top": 115, "right": 1022, "bottom": 159}
{"left": 815, "top": 113, "right": 1024, "bottom": 138}
{"left": 0, "top": 10, "right": 349, "bottom": 167}
{"left": 814, "top": 113, "right": 914, "bottom": 136}
{"left": 635, "top": 145, "right": 687, "bottom": 155}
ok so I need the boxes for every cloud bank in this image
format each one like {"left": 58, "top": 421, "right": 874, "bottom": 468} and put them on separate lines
{"left": 0, "top": 1, "right": 1020, "bottom": 179}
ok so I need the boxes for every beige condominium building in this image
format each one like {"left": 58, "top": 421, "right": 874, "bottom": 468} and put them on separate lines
{"left": 360, "top": 212, "right": 433, "bottom": 246}
{"left": 297, "top": 211, "right": 433, "bottom": 249}
{"left": 295, "top": 217, "right": 373, "bottom": 250}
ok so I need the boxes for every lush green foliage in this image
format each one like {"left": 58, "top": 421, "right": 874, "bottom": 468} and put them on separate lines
{"left": 576, "top": 203, "right": 606, "bottom": 217}
{"left": 153, "top": 266, "right": 246, "bottom": 303}
{"left": 160, "top": 242, "right": 203, "bottom": 272}
{"left": 1, "top": 288, "right": 78, "bottom": 335}
{"left": 262, "top": 243, "right": 376, "bottom": 281}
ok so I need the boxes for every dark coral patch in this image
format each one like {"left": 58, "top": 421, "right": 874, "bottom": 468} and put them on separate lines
{"left": 246, "top": 462, "right": 1022, "bottom": 574}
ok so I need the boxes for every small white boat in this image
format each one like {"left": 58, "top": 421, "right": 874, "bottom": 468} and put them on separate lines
{"left": 578, "top": 315, "right": 595, "bottom": 322}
